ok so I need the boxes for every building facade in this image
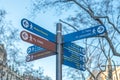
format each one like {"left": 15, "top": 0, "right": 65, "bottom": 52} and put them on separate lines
{"left": 0, "top": 44, "right": 40, "bottom": 80}
{"left": 87, "top": 67, "right": 120, "bottom": 80}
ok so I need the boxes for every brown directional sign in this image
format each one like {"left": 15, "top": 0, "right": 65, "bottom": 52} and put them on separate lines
{"left": 26, "top": 50, "right": 55, "bottom": 62}
{"left": 20, "top": 31, "right": 56, "bottom": 52}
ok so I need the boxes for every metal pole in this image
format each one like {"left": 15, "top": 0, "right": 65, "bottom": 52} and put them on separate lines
{"left": 56, "top": 23, "right": 62, "bottom": 80}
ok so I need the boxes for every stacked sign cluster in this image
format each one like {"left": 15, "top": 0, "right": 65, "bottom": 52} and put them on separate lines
{"left": 20, "top": 18, "right": 107, "bottom": 71}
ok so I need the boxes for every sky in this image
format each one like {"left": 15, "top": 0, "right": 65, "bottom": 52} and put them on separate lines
{"left": 0, "top": 0, "right": 59, "bottom": 80}
{"left": 0, "top": 0, "right": 98, "bottom": 80}
{"left": 1, "top": 0, "right": 120, "bottom": 80}
{"left": 0, "top": 0, "right": 84, "bottom": 80}
{"left": 0, "top": 0, "right": 80, "bottom": 80}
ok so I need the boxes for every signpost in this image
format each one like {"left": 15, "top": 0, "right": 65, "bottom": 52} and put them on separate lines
{"left": 26, "top": 50, "right": 55, "bottom": 62}
{"left": 27, "top": 45, "right": 45, "bottom": 54}
{"left": 56, "top": 23, "right": 62, "bottom": 80}
{"left": 64, "top": 25, "right": 106, "bottom": 43}
{"left": 20, "top": 18, "right": 107, "bottom": 80}
{"left": 21, "top": 18, "right": 55, "bottom": 42}
{"left": 20, "top": 31, "right": 56, "bottom": 52}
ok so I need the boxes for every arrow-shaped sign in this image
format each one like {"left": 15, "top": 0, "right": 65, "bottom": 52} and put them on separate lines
{"left": 21, "top": 18, "right": 55, "bottom": 42}
{"left": 63, "top": 48, "right": 86, "bottom": 64}
{"left": 63, "top": 43, "right": 85, "bottom": 55}
{"left": 20, "top": 31, "right": 56, "bottom": 52}
{"left": 64, "top": 25, "right": 107, "bottom": 43}
{"left": 26, "top": 50, "right": 55, "bottom": 62}
{"left": 63, "top": 58, "right": 86, "bottom": 71}
{"left": 27, "top": 45, "right": 45, "bottom": 54}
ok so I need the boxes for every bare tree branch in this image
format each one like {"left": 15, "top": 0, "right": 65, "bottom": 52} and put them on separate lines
{"left": 86, "top": 68, "right": 96, "bottom": 79}
{"left": 72, "top": 0, "right": 120, "bottom": 57}
{"left": 73, "top": 0, "right": 120, "bottom": 34}
{"left": 112, "top": 60, "right": 119, "bottom": 80}
{"left": 59, "top": 19, "right": 79, "bottom": 31}
{"left": 105, "top": 34, "right": 120, "bottom": 56}
{"left": 94, "top": 16, "right": 120, "bottom": 34}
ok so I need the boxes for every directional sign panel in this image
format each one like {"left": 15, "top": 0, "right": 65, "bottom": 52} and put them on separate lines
{"left": 64, "top": 43, "right": 85, "bottom": 55}
{"left": 63, "top": 42, "right": 86, "bottom": 71}
{"left": 26, "top": 50, "right": 55, "bottom": 62}
{"left": 64, "top": 25, "right": 107, "bottom": 43}
{"left": 63, "top": 56, "right": 86, "bottom": 71}
{"left": 63, "top": 48, "right": 86, "bottom": 64}
{"left": 27, "top": 45, "right": 45, "bottom": 54}
{"left": 20, "top": 31, "right": 56, "bottom": 52}
{"left": 21, "top": 18, "right": 55, "bottom": 42}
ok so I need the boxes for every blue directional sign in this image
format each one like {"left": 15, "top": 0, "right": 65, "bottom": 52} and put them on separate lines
{"left": 64, "top": 25, "right": 107, "bottom": 43}
{"left": 64, "top": 43, "right": 85, "bottom": 55}
{"left": 27, "top": 45, "right": 45, "bottom": 54}
{"left": 21, "top": 18, "right": 55, "bottom": 42}
{"left": 63, "top": 56, "right": 86, "bottom": 71}
{"left": 63, "top": 43, "right": 86, "bottom": 71}
{"left": 63, "top": 48, "right": 86, "bottom": 64}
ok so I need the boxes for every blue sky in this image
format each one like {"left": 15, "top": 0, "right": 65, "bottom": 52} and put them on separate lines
{"left": 2, "top": 0, "right": 120, "bottom": 80}
{"left": 0, "top": 0, "right": 58, "bottom": 80}
{"left": 0, "top": 0, "right": 87, "bottom": 80}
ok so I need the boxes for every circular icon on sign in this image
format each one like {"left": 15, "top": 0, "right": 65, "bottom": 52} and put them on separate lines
{"left": 97, "top": 26, "right": 105, "bottom": 34}
{"left": 31, "top": 55, "right": 33, "bottom": 60}
{"left": 22, "top": 19, "right": 29, "bottom": 28}
{"left": 26, "top": 55, "right": 31, "bottom": 61}
{"left": 21, "top": 31, "right": 29, "bottom": 40}
{"left": 27, "top": 47, "right": 31, "bottom": 54}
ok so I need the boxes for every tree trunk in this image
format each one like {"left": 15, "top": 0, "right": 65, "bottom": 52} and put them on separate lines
{"left": 107, "top": 58, "right": 112, "bottom": 80}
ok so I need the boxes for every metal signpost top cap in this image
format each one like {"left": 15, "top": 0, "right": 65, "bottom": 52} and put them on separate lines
{"left": 56, "top": 23, "right": 62, "bottom": 33}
